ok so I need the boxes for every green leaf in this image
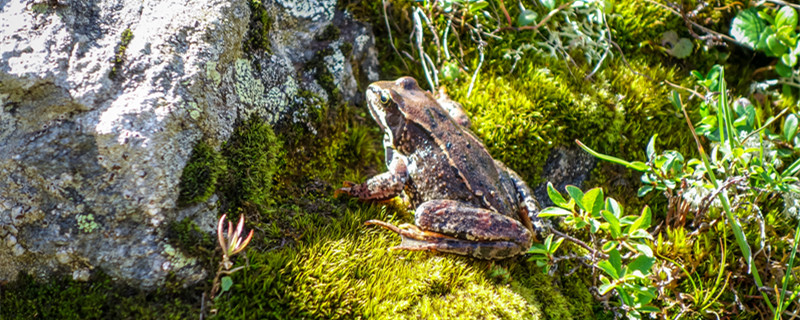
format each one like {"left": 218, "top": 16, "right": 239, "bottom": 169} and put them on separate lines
{"left": 517, "top": 9, "right": 538, "bottom": 27}
{"left": 609, "top": 249, "right": 622, "bottom": 274}
{"left": 767, "top": 33, "right": 789, "bottom": 56}
{"left": 668, "top": 38, "right": 694, "bottom": 58}
{"left": 629, "top": 229, "right": 654, "bottom": 240}
{"left": 468, "top": 0, "right": 488, "bottom": 13}
{"left": 782, "top": 53, "right": 798, "bottom": 68}
{"left": 635, "top": 243, "right": 654, "bottom": 258}
{"left": 601, "top": 240, "right": 618, "bottom": 252}
{"left": 598, "top": 260, "right": 620, "bottom": 279}
{"left": 605, "top": 197, "right": 623, "bottom": 217}
{"left": 785, "top": 113, "right": 798, "bottom": 141}
{"left": 550, "top": 237, "right": 565, "bottom": 253}
{"left": 583, "top": 187, "right": 605, "bottom": 217}
{"left": 646, "top": 135, "right": 657, "bottom": 161}
{"left": 629, "top": 161, "right": 649, "bottom": 171}
{"left": 540, "top": 0, "right": 557, "bottom": 10}
{"left": 601, "top": 210, "right": 621, "bottom": 238}
{"left": 776, "top": 6, "right": 799, "bottom": 29}
{"left": 628, "top": 255, "right": 655, "bottom": 276}
{"left": 546, "top": 182, "right": 569, "bottom": 208}
{"left": 776, "top": 60, "right": 794, "bottom": 77}
{"left": 731, "top": 8, "right": 767, "bottom": 49}
{"left": 598, "top": 282, "right": 616, "bottom": 295}
{"left": 589, "top": 218, "right": 601, "bottom": 233}
{"left": 637, "top": 185, "right": 653, "bottom": 197}
{"left": 566, "top": 185, "right": 586, "bottom": 211}
{"left": 539, "top": 207, "right": 574, "bottom": 217}
{"left": 628, "top": 206, "right": 652, "bottom": 232}
{"left": 221, "top": 276, "right": 234, "bottom": 292}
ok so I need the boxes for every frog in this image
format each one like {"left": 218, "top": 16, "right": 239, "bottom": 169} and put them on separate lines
{"left": 337, "top": 76, "right": 546, "bottom": 260}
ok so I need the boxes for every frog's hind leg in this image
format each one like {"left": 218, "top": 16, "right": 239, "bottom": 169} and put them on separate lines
{"left": 365, "top": 199, "right": 533, "bottom": 259}
{"left": 364, "top": 220, "right": 525, "bottom": 259}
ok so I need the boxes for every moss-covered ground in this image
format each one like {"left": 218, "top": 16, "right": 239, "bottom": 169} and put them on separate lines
{"left": 2, "top": 0, "right": 790, "bottom": 318}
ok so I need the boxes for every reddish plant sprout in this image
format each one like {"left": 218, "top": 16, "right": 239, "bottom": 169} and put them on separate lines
{"left": 217, "top": 214, "right": 254, "bottom": 270}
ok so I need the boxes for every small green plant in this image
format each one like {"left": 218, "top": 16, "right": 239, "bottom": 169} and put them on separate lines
{"left": 109, "top": 28, "right": 133, "bottom": 79}
{"left": 210, "top": 214, "right": 254, "bottom": 299}
{"left": 532, "top": 183, "right": 658, "bottom": 319}
{"left": 574, "top": 64, "right": 800, "bottom": 318}
{"left": 730, "top": 5, "right": 800, "bottom": 91}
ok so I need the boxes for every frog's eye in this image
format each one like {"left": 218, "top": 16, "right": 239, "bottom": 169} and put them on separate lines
{"left": 379, "top": 90, "right": 391, "bottom": 104}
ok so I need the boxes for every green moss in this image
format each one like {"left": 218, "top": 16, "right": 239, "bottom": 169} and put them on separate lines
{"left": 167, "top": 217, "right": 215, "bottom": 258}
{"left": 221, "top": 115, "right": 282, "bottom": 211}
{"left": 315, "top": 24, "right": 341, "bottom": 42}
{"left": 304, "top": 48, "right": 342, "bottom": 103}
{"left": 177, "top": 140, "right": 225, "bottom": 206}
{"left": 214, "top": 199, "right": 592, "bottom": 319}
{"left": 109, "top": 28, "right": 133, "bottom": 79}
{"left": 0, "top": 272, "right": 198, "bottom": 319}
{"left": 246, "top": 0, "right": 271, "bottom": 54}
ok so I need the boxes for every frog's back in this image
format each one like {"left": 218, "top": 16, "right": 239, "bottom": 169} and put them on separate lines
{"left": 401, "top": 102, "right": 521, "bottom": 218}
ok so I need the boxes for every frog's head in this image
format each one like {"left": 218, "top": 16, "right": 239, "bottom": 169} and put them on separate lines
{"left": 365, "top": 77, "right": 434, "bottom": 146}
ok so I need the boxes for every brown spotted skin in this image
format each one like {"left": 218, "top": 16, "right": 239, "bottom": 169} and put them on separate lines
{"left": 340, "top": 77, "right": 545, "bottom": 260}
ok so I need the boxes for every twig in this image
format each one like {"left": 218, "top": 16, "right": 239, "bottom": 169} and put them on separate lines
{"left": 610, "top": 40, "right": 654, "bottom": 82}
{"left": 663, "top": 79, "right": 705, "bottom": 100}
{"left": 549, "top": 227, "right": 609, "bottom": 259}
{"left": 383, "top": 0, "right": 409, "bottom": 70}
{"left": 497, "top": 0, "right": 513, "bottom": 26}
{"left": 742, "top": 106, "right": 793, "bottom": 142}
{"left": 761, "top": 0, "right": 800, "bottom": 10}
{"left": 643, "top": 0, "right": 740, "bottom": 46}
{"left": 697, "top": 176, "right": 748, "bottom": 219}
{"left": 466, "top": 44, "right": 484, "bottom": 97}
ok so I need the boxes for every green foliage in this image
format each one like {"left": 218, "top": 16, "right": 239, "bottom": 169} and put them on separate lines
{"left": 109, "top": 28, "right": 133, "bottom": 79}
{"left": 535, "top": 183, "right": 657, "bottom": 319}
{"left": 246, "top": 0, "right": 271, "bottom": 53}
{"left": 569, "top": 65, "right": 800, "bottom": 318}
{"left": 178, "top": 140, "right": 225, "bottom": 206}
{"left": 730, "top": 5, "right": 800, "bottom": 90}
{"left": 0, "top": 272, "right": 198, "bottom": 319}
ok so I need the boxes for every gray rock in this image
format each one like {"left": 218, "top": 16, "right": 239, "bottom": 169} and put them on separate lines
{"left": 0, "top": 0, "right": 378, "bottom": 289}
{"left": 534, "top": 146, "right": 598, "bottom": 208}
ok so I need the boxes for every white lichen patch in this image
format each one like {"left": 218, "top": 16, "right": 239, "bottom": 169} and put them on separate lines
{"left": 76, "top": 214, "right": 99, "bottom": 233}
{"left": 234, "top": 59, "right": 267, "bottom": 106}
{"left": 163, "top": 244, "right": 196, "bottom": 270}
{"left": 323, "top": 47, "right": 345, "bottom": 84}
{"left": 275, "top": 0, "right": 335, "bottom": 21}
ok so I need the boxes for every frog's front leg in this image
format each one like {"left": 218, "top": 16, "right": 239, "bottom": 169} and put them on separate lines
{"left": 367, "top": 200, "right": 532, "bottom": 259}
{"left": 337, "top": 153, "right": 408, "bottom": 201}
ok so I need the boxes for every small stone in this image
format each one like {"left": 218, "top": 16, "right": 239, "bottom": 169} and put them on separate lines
{"left": 56, "top": 250, "right": 71, "bottom": 264}
{"left": 5, "top": 235, "right": 16, "bottom": 247}
{"left": 12, "top": 243, "right": 25, "bottom": 256}
{"left": 72, "top": 269, "right": 91, "bottom": 282}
